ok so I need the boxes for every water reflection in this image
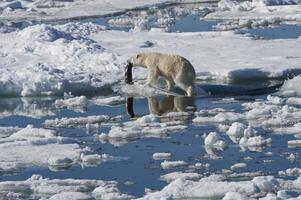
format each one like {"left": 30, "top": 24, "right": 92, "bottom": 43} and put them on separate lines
{"left": 126, "top": 95, "right": 196, "bottom": 119}
{"left": 0, "top": 97, "right": 57, "bottom": 118}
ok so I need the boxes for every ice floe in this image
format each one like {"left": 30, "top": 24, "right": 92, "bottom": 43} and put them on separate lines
{"left": 44, "top": 115, "right": 122, "bottom": 128}
{"left": 55, "top": 95, "right": 88, "bottom": 112}
{"left": 0, "top": 174, "right": 133, "bottom": 199}
{"left": 91, "top": 27, "right": 301, "bottom": 84}
{"left": 98, "top": 114, "right": 187, "bottom": 146}
{"left": 161, "top": 160, "right": 188, "bottom": 169}
{"left": 1, "top": 19, "right": 301, "bottom": 96}
{"left": 0, "top": 125, "right": 81, "bottom": 173}
{"left": 152, "top": 152, "right": 172, "bottom": 160}
{"left": 0, "top": 0, "right": 206, "bottom": 23}
{"left": 206, "top": 0, "right": 301, "bottom": 30}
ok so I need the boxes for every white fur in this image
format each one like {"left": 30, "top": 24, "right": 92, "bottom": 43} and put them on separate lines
{"left": 129, "top": 53, "right": 196, "bottom": 96}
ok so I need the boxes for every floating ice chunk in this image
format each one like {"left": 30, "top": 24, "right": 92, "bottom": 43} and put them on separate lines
{"left": 222, "top": 191, "right": 253, "bottom": 200}
{"left": 276, "top": 123, "right": 301, "bottom": 135}
{"left": 80, "top": 154, "right": 102, "bottom": 165}
{"left": 227, "top": 122, "right": 246, "bottom": 137}
{"left": 193, "top": 112, "right": 245, "bottom": 124}
{"left": 92, "top": 184, "right": 133, "bottom": 200}
{"left": 91, "top": 96, "right": 125, "bottom": 106}
{"left": 140, "top": 174, "right": 258, "bottom": 199}
{"left": 280, "top": 75, "right": 301, "bottom": 97}
{"left": 252, "top": 176, "right": 279, "bottom": 192}
{"left": 106, "top": 114, "right": 186, "bottom": 142}
{"left": 55, "top": 96, "right": 88, "bottom": 111}
{"left": 135, "top": 114, "right": 160, "bottom": 124}
{"left": 239, "top": 136, "right": 272, "bottom": 147}
{"left": 0, "top": 1, "right": 23, "bottom": 10}
{"left": 86, "top": 123, "right": 99, "bottom": 133}
{"left": 48, "top": 156, "right": 73, "bottom": 169}
{"left": 279, "top": 168, "right": 301, "bottom": 176}
{"left": 49, "top": 192, "right": 94, "bottom": 200}
{"left": 194, "top": 162, "right": 210, "bottom": 169}
{"left": 0, "top": 126, "right": 21, "bottom": 138}
{"left": 277, "top": 190, "right": 291, "bottom": 199}
{"left": 44, "top": 115, "right": 112, "bottom": 128}
{"left": 218, "top": 124, "right": 230, "bottom": 132}
{"left": 286, "top": 97, "right": 301, "bottom": 106}
{"left": 230, "top": 163, "right": 247, "bottom": 171}
{"left": 0, "top": 174, "right": 132, "bottom": 199}
{"left": 161, "top": 160, "right": 188, "bottom": 169}
{"left": 160, "top": 172, "right": 201, "bottom": 183}
{"left": 152, "top": 152, "right": 171, "bottom": 160}
{"left": 204, "top": 132, "right": 227, "bottom": 149}
{"left": 267, "top": 95, "right": 285, "bottom": 105}
{"left": 288, "top": 140, "right": 301, "bottom": 147}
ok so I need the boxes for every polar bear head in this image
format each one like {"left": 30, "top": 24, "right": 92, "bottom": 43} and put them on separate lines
{"left": 128, "top": 54, "right": 144, "bottom": 66}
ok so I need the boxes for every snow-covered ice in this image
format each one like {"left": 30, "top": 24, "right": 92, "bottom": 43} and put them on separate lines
{"left": 0, "top": 0, "right": 207, "bottom": 23}
{"left": 152, "top": 152, "right": 172, "bottom": 160}
{"left": 0, "top": 174, "right": 132, "bottom": 199}
{"left": 0, "top": 125, "right": 98, "bottom": 173}
{"left": 1, "top": 20, "right": 301, "bottom": 96}
{"left": 161, "top": 160, "right": 188, "bottom": 169}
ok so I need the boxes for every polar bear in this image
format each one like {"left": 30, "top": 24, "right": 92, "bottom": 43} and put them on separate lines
{"left": 127, "top": 52, "right": 196, "bottom": 96}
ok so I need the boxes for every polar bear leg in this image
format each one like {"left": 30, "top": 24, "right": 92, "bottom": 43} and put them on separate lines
{"left": 175, "top": 74, "right": 194, "bottom": 96}
{"left": 166, "top": 79, "right": 175, "bottom": 91}
{"left": 146, "top": 68, "right": 159, "bottom": 87}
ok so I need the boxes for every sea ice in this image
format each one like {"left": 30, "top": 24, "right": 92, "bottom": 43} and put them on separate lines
{"left": 161, "top": 160, "right": 188, "bottom": 169}
{"left": 152, "top": 152, "right": 172, "bottom": 160}
{"left": 0, "top": 174, "right": 133, "bottom": 199}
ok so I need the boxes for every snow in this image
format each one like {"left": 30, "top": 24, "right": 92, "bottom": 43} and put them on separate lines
{"left": 1, "top": 18, "right": 301, "bottom": 97}
{"left": 0, "top": 23, "right": 123, "bottom": 97}
{"left": 91, "top": 28, "right": 301, "bottom": 84}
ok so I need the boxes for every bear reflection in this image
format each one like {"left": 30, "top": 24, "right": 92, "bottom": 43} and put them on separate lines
{"left": 148, "top": 96, "right": 196, "bottom": 116}
{"left": 126, "top": 95, "right": 196, "bottom": 118}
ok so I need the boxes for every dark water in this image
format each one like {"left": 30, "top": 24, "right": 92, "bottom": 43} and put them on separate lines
{"left": 0, "top": 82, "right": 299, "bottom": 197}
{"left": 243, "top": 24, "right": 301, "bottom": 40}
